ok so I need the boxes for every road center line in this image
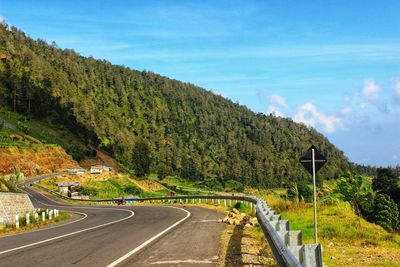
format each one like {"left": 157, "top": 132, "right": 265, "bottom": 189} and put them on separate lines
{"left": 107, "top": 206, "right": 191, "bottom": 267}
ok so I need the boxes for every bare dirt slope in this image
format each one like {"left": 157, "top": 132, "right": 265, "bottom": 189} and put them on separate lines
{"left": 0, "top": 146, "right": 79, "bottom": 177}
{"left": 79, "top": 148, "right": 121, "bottom": 171}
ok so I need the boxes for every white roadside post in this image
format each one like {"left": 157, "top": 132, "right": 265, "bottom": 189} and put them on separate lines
{"left": 26, "top": 213, "right": 30, "bottom": 225}
{"left": 42, "top": 211, "right": 46, "bottom": 222}
{"left": 34, "top": 212, "right": 39, "bottom": 222}
{"left": 224, "top": 199, "right": 227, "bottom": 206}
{"left": 15, "top": 214, "right": 19, "bottom": 229}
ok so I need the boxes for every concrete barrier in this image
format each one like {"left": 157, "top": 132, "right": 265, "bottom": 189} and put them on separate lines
{"left": 0, "top": 192, "right": 35, "bottom": 224}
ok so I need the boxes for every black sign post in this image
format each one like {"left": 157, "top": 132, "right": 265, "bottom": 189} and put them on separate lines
{"left": 299, "top": 145, "right": 327, "bottom": 244}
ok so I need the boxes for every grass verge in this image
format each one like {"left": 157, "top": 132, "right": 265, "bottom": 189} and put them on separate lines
{"left": 0, "top": 212, "right": 70, "bottom": 237}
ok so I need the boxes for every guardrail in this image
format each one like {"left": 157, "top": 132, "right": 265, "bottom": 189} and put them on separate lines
{"left": 31, "top": 182, "right": 322, "bottom": 267}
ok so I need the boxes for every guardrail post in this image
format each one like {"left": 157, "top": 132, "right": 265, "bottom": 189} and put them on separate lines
{"left": 224, "top": 199, "right": 227, "bottom": 206}
{"left": 218, "top": 199, "right": 220, "bottom": 205}
{"left": 34, "top": 212, "right": 39, "bottom": 222}
{"left": 192, "top": 198, "right": 194, "bottom": 204}
{"left": 49, "top": 210, "right": 52, "bottom": 220}
{"left": 42, "top": 211, "right": 46, "bottom": 222}
{"left": 212, "top": 199, "right": 214, "bottom": 204}
{"left": 199, "top": 198, "right": 201, "bottom": 204}
{"left": 15, "top": 214, "right": 19, "bottom": 229}
{"left": 26, "top": 213, "right": 30, "bottom": 225}
{"left": 230, "top": 199, "right": 232, "bottom": 206}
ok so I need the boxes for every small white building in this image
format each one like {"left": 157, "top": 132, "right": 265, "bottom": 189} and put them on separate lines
{"left": 56, "top": 182, "right": 80, "bottom": 194}
{"left": 67, "top": 169, "right": 85, "bottom": 175}
{"left": 90, "top": 165, "right": 103, "bottom": 174}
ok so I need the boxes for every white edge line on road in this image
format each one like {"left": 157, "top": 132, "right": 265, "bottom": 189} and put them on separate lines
{"left": 106, "top": 206, "right": 191, "bottom": 267}
{"left": 0, "top": 211, "right": 88, "bottom": 238}
{"left": 0, "top": 210, "right": 134, "bottom": 255}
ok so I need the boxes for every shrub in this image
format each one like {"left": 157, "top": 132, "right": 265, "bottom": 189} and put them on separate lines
{"left": 224, "top": 180, "right": 244, "bottom": 192}
{"left": 124, "top": 184, "right": 143, "bottom": 195}
{"left": 286, "top": 179, "right": 313, "bottom": 202}
{"left": 77, "top": 186, "right": 98, "bottom": 196}
{"left": 373, "top": 194, "right": 399, "bottom": 232}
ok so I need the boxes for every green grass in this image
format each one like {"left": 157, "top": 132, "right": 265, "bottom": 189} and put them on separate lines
{"left": 0, "top": 212, "right": 70, "bottom": 236}
{"left": 258, "top": 190, "right": 400, "bottom": 266}
{"left": 230, "top": 201, "right": 254, "bottom": 215}
{"left": 155, "top": 175, "right": 218, "bottom": 195}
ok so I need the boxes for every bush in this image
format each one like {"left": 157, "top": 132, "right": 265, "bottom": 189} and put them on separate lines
{"left": 77, "top": 186, "right": 98, "bottom": 196}
{"left": 373, "top": 194, "right": 399, "bottom": 232}
{"left": 124, "top": 184, "right": 143, "bottom": 195}
{"left": 224, "top": 180, "right": 244, "bottom": 192}
{"left": 198, "top": 178, "right": 224, "bottom": 192}
{"left": 286, "top": 179, "right": 313, "bottom": 202}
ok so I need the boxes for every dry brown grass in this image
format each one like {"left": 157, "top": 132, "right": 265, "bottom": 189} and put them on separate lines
{"left": 0, "top": 146, "right": 79, "bottom": 177}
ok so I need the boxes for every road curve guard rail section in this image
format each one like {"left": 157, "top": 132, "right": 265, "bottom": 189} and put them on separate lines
{"left": 32, "top": 182, "right": 322, "bottom": 267}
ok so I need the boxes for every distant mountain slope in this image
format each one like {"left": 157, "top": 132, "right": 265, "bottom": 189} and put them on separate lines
{"left": 0, "top": 23, "right": 352, "bottom": 187}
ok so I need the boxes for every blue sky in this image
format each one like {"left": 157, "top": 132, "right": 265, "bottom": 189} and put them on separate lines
{"left": 1, "top": 0, "right": 400, "bottom": 166}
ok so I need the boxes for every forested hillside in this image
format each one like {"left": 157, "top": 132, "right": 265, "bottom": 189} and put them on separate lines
{"left": 0, "top": 23, "right": 352, "bottom": 187}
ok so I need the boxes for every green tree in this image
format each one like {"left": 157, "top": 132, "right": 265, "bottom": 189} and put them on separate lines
{"left": 372, "top": 168, "right": 398, "bottom": 196}
{"left": 373, "top": 194, "right": 399, "bottom": 232}
{"left": 132, "top": 139, "right": 151, "bottom": 177}
{"left": 335, "top": 172, "right": 372, "bottom": 216}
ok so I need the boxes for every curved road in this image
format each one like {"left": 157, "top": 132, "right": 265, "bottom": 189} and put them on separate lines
{"left": 0, "top": 177, "right": 225, "bottom": 266}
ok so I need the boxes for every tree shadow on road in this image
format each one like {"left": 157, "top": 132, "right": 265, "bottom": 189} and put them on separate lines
{"left": 224, "top": 224, "right": 244, "bottom": 267}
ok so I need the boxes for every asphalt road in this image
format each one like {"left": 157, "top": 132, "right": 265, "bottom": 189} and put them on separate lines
{"left": 0, "top": 177, "right": 225, "bottom": 266}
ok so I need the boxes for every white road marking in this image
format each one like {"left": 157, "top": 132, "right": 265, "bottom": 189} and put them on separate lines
{"left": 0, "top": 211, "right": 88, "bottom": 238}
{"left": 0, "top": 210, "right": 134, "bottom": 255}
{"left": 107, "top": 206, "right": 191, "bottom": 267}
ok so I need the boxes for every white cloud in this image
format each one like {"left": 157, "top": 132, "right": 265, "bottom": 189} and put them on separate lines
{"left": 270, "top": 94, "right": 287, "bottom": 107}
{"left": 266, "top": 94, "right": 286, "bottom": 117}
{"left": 340, "top": 107, "right": 353, "bottom": 115}
{"left": 293, "top": 103, "right": 341, "bottom": 133}
{"left": 394, "top": 80, "right": 400, "bottom": 103}
{"left": 267, "top": 105, "right": 284, "bottom": 117}
{"left": 363, "top": 79, "right": 380, "bottom": 100}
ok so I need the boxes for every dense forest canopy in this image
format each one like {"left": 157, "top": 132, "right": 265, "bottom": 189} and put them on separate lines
{"left": 0, "top": 22, "right": 354, "bottom": 187}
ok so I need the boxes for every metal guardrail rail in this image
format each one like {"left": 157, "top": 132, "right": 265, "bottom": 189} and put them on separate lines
{"left": 32, "top": 182, "right": 322, "bottom": 267}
